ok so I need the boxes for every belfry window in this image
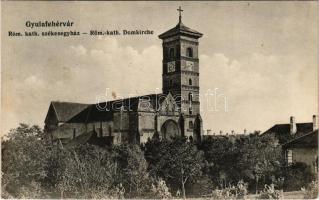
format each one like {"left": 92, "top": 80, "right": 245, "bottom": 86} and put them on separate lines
{"left": 188, "top": 92, "right": 193, "bottom": 101}
{"left": 287, "top": 150, "right": 293, "bottom": 164}
{"left": 169, "top": 79, "right": 173, "bottom": 86}
{"left": 169, "top": 48, "right": 175, "bottom": 59}
{"left": 189, "top": 121, "right": 194, "bottom": 129}
{"left": 189, "top": 107, "right": 193, "bottom": 115}
{"left": 189, "top": 79, "right": 192, "bottom": 86}
{"left": 186, "top": 47, "right": 193, "bottom": 57}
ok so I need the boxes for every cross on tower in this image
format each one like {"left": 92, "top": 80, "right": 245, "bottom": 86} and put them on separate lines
{"left": 177, "top": 6, "right": 183, "bottom": 22}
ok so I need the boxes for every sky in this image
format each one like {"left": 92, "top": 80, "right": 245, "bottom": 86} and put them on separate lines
{"left": 1, "top": 1, "right": 318, "bottom": 136}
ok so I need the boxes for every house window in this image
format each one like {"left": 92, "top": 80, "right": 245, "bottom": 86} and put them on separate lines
{"left": 287, "top": 150, "right": 293, "bottom": 164}
{"left": 188, "top": 93, "right": 193, "bottom": 101}
{"left": 189, "top": 121, "right": 194, "bottom": 129}
{"left": 169, "top": 48, "right": 175, "bottom": 58}
{"left": 186, "top": 47, "right": 193, "bottom": 57}
{"left": 189, "top": 79, "right": 192, "bottom": 86}
{"left": 315, "top": 156, "right": 318, "bottom": 173}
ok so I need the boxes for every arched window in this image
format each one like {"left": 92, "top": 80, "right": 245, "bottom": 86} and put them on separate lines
{"left": 189, "top": 79, "right": 192, "bottom": 86}
{"left": 169, "top": 79, "right": 173, "bottom": 86}
{"left": 186, "top": 47, "right": 193, "bottom": 57}
{"left": 169, "top": 48, "right": 175, "bottom": 58}
{"left": 188, "top": 92, "right": 193, "bottom": 101}
{"left": 189, "top": 107, "right": 193, "bottom": 115}
{"left": 189, "top": 121, "right": 194, "bottom": 129}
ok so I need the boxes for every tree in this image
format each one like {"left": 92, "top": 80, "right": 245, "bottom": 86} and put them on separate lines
{"left": 237, "top": 134, "right": 283, "bottom": 193}
{"left": 50, "top": 144, "right": 119, "bottom": 198}
{"left": 113, "top": 144, "right": 154, "bottom": 198}
{"left": 146, "top": 137, "right": 204, "bottom": 199}
{"left": 198, "top": 133, "right": 283, "bottom": 193}
{"left": 1, "top": 124, "right": 51, "bottom": 198}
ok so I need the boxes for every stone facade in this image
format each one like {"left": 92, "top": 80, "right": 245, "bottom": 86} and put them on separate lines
{"left": 44, "top": 18, "right": 204, "bottom": 146}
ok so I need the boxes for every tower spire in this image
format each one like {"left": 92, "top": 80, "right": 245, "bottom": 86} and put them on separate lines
{"left": 177, "top": 6, "right": 183, "bottom": 23}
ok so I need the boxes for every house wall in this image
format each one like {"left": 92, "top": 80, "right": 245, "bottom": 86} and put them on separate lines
{"left": 290, "top": 147, "right": 318, "bottom": 173}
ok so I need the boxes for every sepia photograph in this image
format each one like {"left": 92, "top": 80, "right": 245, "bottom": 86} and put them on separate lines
{"left": 1, "top": 1, "right": 318, "bottom": 199}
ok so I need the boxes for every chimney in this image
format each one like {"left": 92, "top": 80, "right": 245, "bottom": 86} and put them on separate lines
{"left": 313, "top": 115, "right": 318, "bottom": 130}
{"left": 244, "top": 129, "right": 247, "bottom": 134}
{"left": 231, "top": 130, "right": 235, "bottom": 135}
{"left": 290, "top": 116, "right": 297, "bottom": 135}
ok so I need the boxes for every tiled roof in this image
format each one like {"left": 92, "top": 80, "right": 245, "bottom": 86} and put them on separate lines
{"left": 60, "top": 93, "right": 168, "bottom": 123}
{"left": 51, "top": 101, "right": 90, "bottom": 122}
{"left": 262, "top": 122, "right": 314, "bottom": 144}
{"left": 283, "top": 130, "right": 318, "bottom": 148}
{"left": 159, "top": 21, "right": 203, "bottom": 39}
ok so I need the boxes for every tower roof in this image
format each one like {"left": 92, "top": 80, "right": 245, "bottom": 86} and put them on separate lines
{"left": 158, "top": 21, "right": 203, "bottom": 39}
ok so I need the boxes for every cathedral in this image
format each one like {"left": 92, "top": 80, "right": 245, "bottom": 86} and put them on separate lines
{"left": 44, "top": 9, "right": 204, "bottom": 145}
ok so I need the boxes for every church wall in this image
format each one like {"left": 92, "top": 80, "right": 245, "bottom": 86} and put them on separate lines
{"left": 157, "top": 115, "right": 180, "bottom": 139}
{"left": 138, "top": 112, "right": 156, "bottom": 143}
{"left": 163, "top": 73, "right": 181, "bottom": 95}
{"left": 180, "top": 41, "right": 198, "bottom": 58}
{"left": 181, "top": 89, "right": 200, "bottom": 102}
{"left": 180, "top": 73, "right": 199, "bottom": 87}
{"left": 86, "top": 121, "right": 113, "bottom": 137}
{"left": 180, "top": 103, "right": 200, "bottom": 116}
{"left": 184, "top": 117, "right": 195, "bottom": 138}
{"left": 51, "top": 123, "right": 87, "bottom": 140}
{"left": 128, "top": 112, "right": 139, "bottom": 143}
{"left": 113, "top": 111, "right": 130, "bottom": 143}
{"left": 44, "top": 105, "right": 59, "bottom": 133}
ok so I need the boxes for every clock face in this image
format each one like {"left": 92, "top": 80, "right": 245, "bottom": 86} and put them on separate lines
{"left": 167, "top": 61, "right": 175, "bottom": 73}
{"left": 186, "top": 61, "right": 194, "bottom": 71}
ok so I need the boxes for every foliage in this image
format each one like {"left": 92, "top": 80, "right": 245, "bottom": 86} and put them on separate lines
{"left": 151, "top": 178, "right": 172, "bottom": 199}
{"left": 51, "top": 144, "right": 119, "bottom": 198}
{"left": 304, "top": 179, "right": 319, "bottom": 199}
{"left": 198, "top": 133, "right": 283, "bottom": 193}
{"left": 112, "top": 144, "right": 153, "bottom": 198}
{"left": 145, "top": 137, "right": 204, "bottom": 199}
{"left": 1, "top": 124, "right": 51, "bottom": 198}
{"left": 258, "top": 184, "right": 281, "bottom": 199}
{"left": 282, "top": 162, "right": 316, "bottom": 191}
{"left": 210, "top": 180, "right": 248, "bottom": 199}
{"left": 1, "top": 124, "right": 155, "bottom": 199}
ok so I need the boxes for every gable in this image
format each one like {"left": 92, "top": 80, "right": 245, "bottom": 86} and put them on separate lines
{"left": 158, "top": 93, "right": 179, "bottom": 115}
{"left": 44, "top": 103, "right": 59, "bottom": 125}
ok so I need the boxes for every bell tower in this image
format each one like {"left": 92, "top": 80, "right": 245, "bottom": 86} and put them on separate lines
{"left": 159, "top": 7, "right": 203, "bottom": 140}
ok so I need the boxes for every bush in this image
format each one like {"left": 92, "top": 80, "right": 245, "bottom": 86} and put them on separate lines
{"left": 304, "top": 179, "right": 319, "bottom": 199}
{"left": 258, "top": 184, "right": 281, "bottom": 199}
{"left": 151, "top": 178, "right": 172, "bottom": 199}
{"left": 210, "top": 180, "right": 248, "bottom": 199}
{"left": 283, "top": 162, "right": 316, "bottom": 191}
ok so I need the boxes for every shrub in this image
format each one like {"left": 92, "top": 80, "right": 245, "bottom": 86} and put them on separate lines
{"left": 210, "top": 180, "right": 248, "bottom": 199}
{"left": 151, "top": 178, "right": 172, "bottom": 199}
{"left": 283, "top": 162, "right": 316, "bottom": 191}
{"left": 304, "top": 179, "right": 319, "bottom": 199}
{"left": 258, "top": 184, "right": 281, "bottom": 199}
